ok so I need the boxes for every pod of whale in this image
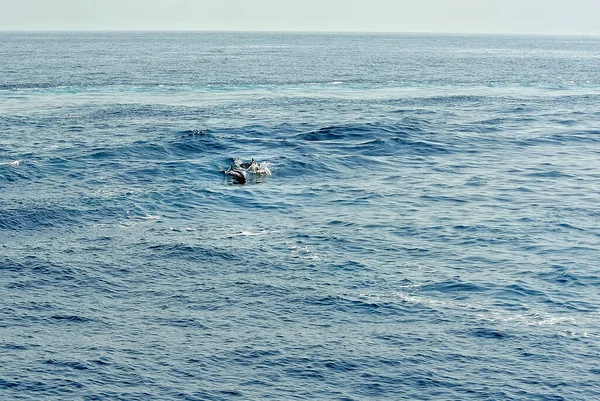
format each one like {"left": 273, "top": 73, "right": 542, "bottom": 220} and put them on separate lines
{"left": 221, "top": 158, "right": 271, "bottom": 184}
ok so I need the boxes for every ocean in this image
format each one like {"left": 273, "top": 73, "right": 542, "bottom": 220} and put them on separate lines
{"left": 1, "top": 31, "right": 600, "bottom": 400}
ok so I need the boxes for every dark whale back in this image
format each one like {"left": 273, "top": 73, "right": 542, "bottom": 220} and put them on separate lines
{"left": 225, "top": 168, "right": 247, "bottom": 184}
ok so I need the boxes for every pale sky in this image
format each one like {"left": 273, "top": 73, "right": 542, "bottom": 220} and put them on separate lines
{"left": 0, "top": 0, "right": 599, "bottom": 35}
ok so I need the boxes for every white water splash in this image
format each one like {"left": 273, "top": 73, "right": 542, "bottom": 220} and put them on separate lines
{"left": 2, "top": 160, "right": 22, "bottom": 166}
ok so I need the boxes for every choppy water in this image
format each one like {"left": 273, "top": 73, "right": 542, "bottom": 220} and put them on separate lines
{"left": 1, "top": 32, "right": 600, "bottom": 400}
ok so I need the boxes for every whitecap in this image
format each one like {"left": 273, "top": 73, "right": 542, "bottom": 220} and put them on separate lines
{"left": 1, "top": 160, "right": 22, "bottom": 166}
{"left": 230, "top": 230, "right": 268, "bottom": 237}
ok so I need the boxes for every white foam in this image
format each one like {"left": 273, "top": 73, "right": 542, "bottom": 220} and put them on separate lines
{"left": 2, "top": 160, "right": 22, "bottom": 166}
{"left": 232, "top": 230, "right": 264, "bottom": 237}
{"left": 253, "top": 161, "right": 272, "bottom": 176}
{"left": 231, "top": 158, "right": 272, "bottom": 176}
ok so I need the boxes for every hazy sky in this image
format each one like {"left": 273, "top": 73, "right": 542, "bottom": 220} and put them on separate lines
{"left": 1, "top": 0, "right": 599, "bottom": 35}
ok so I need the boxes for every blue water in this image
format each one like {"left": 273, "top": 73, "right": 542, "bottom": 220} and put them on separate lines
{"left": 1, "top": 32, "right": 600, "bottom": 400}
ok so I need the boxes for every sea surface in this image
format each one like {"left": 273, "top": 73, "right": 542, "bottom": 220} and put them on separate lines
{"left": 1, "top": 32, "right": 600, "bottom": 400}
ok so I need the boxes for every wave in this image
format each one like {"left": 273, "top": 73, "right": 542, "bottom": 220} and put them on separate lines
{"left": 0, "top": 202, "right": 82, "bottom": 231}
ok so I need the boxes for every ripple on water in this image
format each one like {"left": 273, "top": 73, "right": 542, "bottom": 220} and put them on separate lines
{"left": 2, "top": 32, "right": 600, "bottom": 401}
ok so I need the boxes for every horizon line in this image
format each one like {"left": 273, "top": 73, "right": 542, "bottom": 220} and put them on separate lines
{"left": 0, "top": 29, "right": 599, "bottom": 37}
